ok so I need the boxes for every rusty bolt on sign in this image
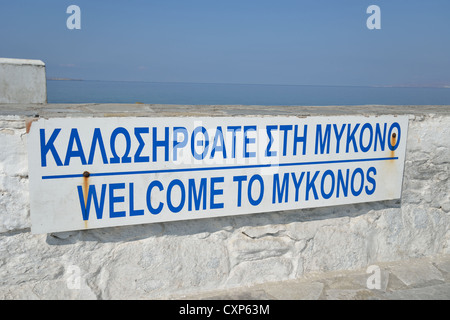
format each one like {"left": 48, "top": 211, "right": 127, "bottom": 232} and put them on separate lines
{"left": 83, "top": 171, "right": 90, "bottom": 178}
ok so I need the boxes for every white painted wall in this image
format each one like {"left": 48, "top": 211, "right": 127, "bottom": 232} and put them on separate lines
{"left": 0, "top": 58, "right": 47, "bottom": 104}
{"left": 0, "top": 106, "right": 448, "bottom": 299}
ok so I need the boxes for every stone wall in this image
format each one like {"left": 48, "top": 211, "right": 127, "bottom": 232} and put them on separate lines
{"left": 0, "top": 104, "right": 448, "bottom": 299}
{"left": 0, "top": 58, "right": 47, "bottom": 104}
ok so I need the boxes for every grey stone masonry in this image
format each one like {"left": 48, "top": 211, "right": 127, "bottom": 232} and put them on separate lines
{"left": 177, "top": 253, "right": 450, "bottom": 300}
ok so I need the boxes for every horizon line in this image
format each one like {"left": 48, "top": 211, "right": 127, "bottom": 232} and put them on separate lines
{"left": 45, "top": 78, "right": 450, "bottom": 89}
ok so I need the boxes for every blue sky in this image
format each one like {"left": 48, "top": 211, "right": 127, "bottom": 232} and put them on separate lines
{"left": 1, "top": 0, "right": 449, "bottom": 86}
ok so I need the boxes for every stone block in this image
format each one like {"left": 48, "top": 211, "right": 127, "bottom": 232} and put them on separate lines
{"left": 0, "top": 58, "right": 46, "bottom": 104}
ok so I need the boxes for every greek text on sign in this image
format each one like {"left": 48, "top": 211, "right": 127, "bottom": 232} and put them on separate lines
{"left": 28, "top": 115, "right": 408, "bottom": 234}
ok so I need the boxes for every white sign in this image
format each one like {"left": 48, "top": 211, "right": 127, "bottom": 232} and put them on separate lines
{"left": 28, "top": 115, "right": 408, "bottom": 234}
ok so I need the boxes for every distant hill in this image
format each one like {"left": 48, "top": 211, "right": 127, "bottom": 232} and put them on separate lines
{"left": 47, "top": 77, "right": 83, "bottom": 81}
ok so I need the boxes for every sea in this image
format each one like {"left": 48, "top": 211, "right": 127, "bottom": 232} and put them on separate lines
{"left": 47, "top": 80, "right": 450, "bottom": 106}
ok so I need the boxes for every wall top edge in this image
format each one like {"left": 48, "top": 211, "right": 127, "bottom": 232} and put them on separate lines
{"left": 0, "top": 104, "right": 449, "bottom": 119}
{"left": 0, "top": 58, "right": 45, "bottom": 67}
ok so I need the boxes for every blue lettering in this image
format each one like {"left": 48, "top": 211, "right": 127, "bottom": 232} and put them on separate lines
{"left": 134, "top": 127, "right": 149, "bottom": 163}
{"left": 265, "top": 125, "right": 277, "bottom": 157}
{"left": 40, "top": 128, "right": 63, "bottom": 167}
{"left": 291, "top": 172, "right": 305, "bottom": 202}
{"left": 77, "top": 184, "right": 106, "bottom": 221}
{"left": 333, "top": 124, "right": 346, "bottom": 153}
{"left": 233, "top": 175, "right": 247, "bottom": 207}
{"left": 320, "top": 169, "right": 335, "bottom": 199}
{"left": 152, "top": 127, "right": 169, "bottom": 162}
{"left": 146, "top": 180, "right": 164, "bottom": 215}
{"left": 388, "top": 122, "right": 401, "bottom": 151}
{"left": 191, "top": 126, "right": 210, "bottom": 160}
{"left": 188, "top": 178, "right": 207, "bottom": 211}
{"left": 305, "top": 171, "right": 320, "bottom": 201}
{"left": 315, "top": 124, "right": 331, "bottom": 155}
{"left": 211, "top": 126, "right": 227, "bottom": 159}
{"left": 279, "top": 125, "right": 293, "bottom": 156}
{"left": 346, "top": 123, "right": 360, "bottom": 153}
{"left": 87, "top": 128, "right": 108, "bottom": 165}
{"left": 64, "top": 128, "right": 87, "bottom": 166}
{"left": 293, "top": 125, "right": 307, "bottom": 156}
{"left": 173, "top": 127, "right": 188, "bottom": 161}
{"left": 227, "top": 126, "right": 241, "bottom": 158}
{"left": 336, "top": 169, "right": 349, "bottom": 198}
{"left": 110, "top": 127, "right": 132, "bottom": 164}
{"left": 351, "top": 168, "right": 364, "bottom": 196}
{"left": 129, "top": 182, "right": 144, "bottom": 216}
{"left": 210, "top": 177, "right": 224, "bottom": 209}
{"left": 109, "top": 183, "right": 126, "bottom": 218}
{"left": 248, "top": 174, "right": 264, "bottom": 206}
{"left": 167, "top": 179, "right": 185, "bottom": 213}
{"left": 243, "top": 126, "right": 256, "bottom": 158}
{"left": 365, "top": 167, "right": 377, "bottom": 195}
{"left": 374, "top": 123, "right": 387, "bottom": 152}
{"left": 359, "top": 123, "right": 373, "bottom": 152}
{"left": 272, "top": 173, "right": 289, "bottom": 203}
